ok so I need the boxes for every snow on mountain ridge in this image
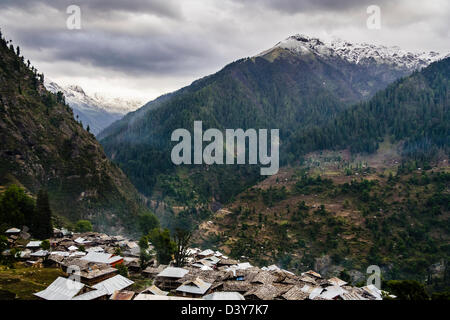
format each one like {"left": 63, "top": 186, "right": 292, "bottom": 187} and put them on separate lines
{"left": 261, "top": 34, "right": 443, "bottom": 71}
{"left": 92, "top": 93, "right": 143, "bottom": 115}
{"left": 44, "top": 80, "right": 142, "bottom": 115}
{"left": 44, "top": 80, "right": 143, "bottom": 135}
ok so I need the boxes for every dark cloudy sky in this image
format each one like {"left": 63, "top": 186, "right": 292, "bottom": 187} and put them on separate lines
{"left": 0, "top": 0, "right": 448, "bottom": 103}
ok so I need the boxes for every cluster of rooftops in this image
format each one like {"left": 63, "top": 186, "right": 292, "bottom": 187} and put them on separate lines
{"left": 3, "top": 227, "right": 393, "bottom": 300}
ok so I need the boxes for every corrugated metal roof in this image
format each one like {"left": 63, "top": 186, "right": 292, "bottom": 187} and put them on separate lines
{"left": 74, "top": 237, "right": 91, "bottom": 244}
{"left": 308, "top": 287, "right": 323, "bottom": 300}
{"left": 141, "top": 285, "right": 168, "bottom": 296}
{"left": 320, "top": 286, "right": 348, "bottom": 300}
{"left": 26, "top": 241, "right": 42, "bottom": 248}
{"left": 203, "top": 256, "right": 221, "bottom": 264}
{"left": 92, "top": 275, "right": 134, "bottom": 295}
{"left": 86, "top": 246, "right": 104, "bottom": 253}
{"left": 72, "top": 288, "right": 108, "bottom": 300}
{"left": 362, "top": 284, "right": 383, "bottom": 300}
{"left": 302, "top": 270, "right": 322, "bottom": 278}
{"left": 19, "top": 249, "right": 31, "bottom": 258}
{"left": 69, "top": 251, "right": 86, "bottom": 257}
{"left": 341, "top": 291, "right": 368, "bottom": 300}
{"left": 81, "top": 252, "right": 122, "bottom": 264}
{"left": 110, "top": 290, "right": 135, "bottom": 300}
{"left": 203, "top": 292, "right": 245, "bottom": 300}
{"left": 225, "top": 262, "right": 252, "bottom": 272}
{"left": 201, "top": 265, "right": 213, "bottom": 271}
{"left": 49, "top": 251, "right": 70, "bottom": 257}
{"left": 198, "top": 249, "right": 215, "bottom": 256}
{"left": 34, "top": 277, "right": 84, "bottom": 300}
{"left": 30, "top": 250, "right": 49, "bottom": 257}
{"left": 328, "top": 277, "right": 348, "bottom": 287}
{"left": 157, "top": 267, "right": 189, "bottom": 278}
{"left": 176, "top": 278, "right": 212, "bottom": 295}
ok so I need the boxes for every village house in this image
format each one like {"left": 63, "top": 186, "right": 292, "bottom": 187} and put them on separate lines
{"left": 30, "top": 250, "right": 49, "bottom": 261}
{"left": 176, "top": 277, "right": 212, "bottom": 298}
{"left": 197, "top": 249, "right": 215, "bottom": 259}
{"left": 142, "top": 264, "right": 167, "bottom": 279}
{"left": 140, "top": 285, "right": 169, "bottom": 296}
{"left": 5, "top": 227, "right": 21, "bottom": 236}
{"left": 26, "top": 240, "right": 42, "bottom": 250}
{"left": 80, "top": 251, "right": 124, "bottom": 267}
{"left": 123, "top": 257, "right": 141, "bottom": 273}
{"left": 34, "top": 277, "right": 87, "bottom": 300}
{"left": 92, "top": 274, "right": 134, "bottom": 296}
{"left": 244, "top": 283, "right": 281, "bottom": 300}
{"left": 19, "top": 227, "right": 391, "bottom": 301}
{"left": 47, "top": 253, "right": 66, "bottom": 268}
{"left": 154, "top": 267, "right": 190, "bottom": 290}
{"left": 110, "top": 290, "right": 135, "bottom": 300}
{"left": 79, "top": 265, "right": 119, "bottom": 286}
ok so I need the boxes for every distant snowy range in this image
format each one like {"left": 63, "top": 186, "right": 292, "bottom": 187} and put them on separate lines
{"left": 45, "top": 80, "right": 142, "bottom": 135}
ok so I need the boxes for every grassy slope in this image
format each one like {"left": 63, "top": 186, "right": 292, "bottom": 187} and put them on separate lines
{"left": 0, "top": 263, "right": 65, "bottom": 300}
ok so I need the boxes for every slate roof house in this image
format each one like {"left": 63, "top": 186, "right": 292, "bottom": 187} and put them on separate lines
{"left": 80, "top": 252, "right": 124, "bottom": 267}
{"left": 176, "top": 278, "right": 212, "bottom": 298}
{"left": 155, "top": 267, "right": 190, "bottom": 290}
{"left": 92, "top": 275, "right": 134, "bottom": 296}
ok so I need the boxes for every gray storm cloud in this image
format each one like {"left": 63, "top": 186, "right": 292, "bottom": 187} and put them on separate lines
{"left": 13, "top": 30, "right": 214, "bottom": 76}
{"left": 0, "top": 0, "right": 182, "bottom": 18}
{"left": 233, "top": 0, "right": 391, "bottom": 13}
{"left": 0, "top": 0, "right": 448, "bottom": 101}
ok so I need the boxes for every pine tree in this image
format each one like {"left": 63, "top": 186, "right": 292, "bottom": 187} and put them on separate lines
{"left": 33, "top": 189, "right": 53, "bottom": 239}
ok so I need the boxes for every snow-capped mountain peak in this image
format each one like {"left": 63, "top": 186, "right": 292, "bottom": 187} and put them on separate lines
{"left": 261, "top": 34, "right": 443, "bottom": 71}
{"left": 44, "top": 80, "right": 142, "bottom": 115}
{"left": 66, "top": 85, "right": 85, "bottom": 95}
{"left": 44, "top": 80, "right": 143, "bottom": 135}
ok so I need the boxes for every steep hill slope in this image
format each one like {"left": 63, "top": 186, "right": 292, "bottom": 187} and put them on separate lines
{"left": 0, "top": 34, "right": 148, "bottom": 235}
{"left": 194, "top": 151, "right": 449, "bottom": 285}
{"left": 99, "top": 35, "right": 439, "bottom": 209}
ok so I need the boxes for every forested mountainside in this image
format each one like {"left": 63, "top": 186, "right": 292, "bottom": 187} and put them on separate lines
{"left": 99, "top": 35, "right": 435, "bottom": 210}
{"left": 288, "top": 57, "right": 449, "bottom": 161}
{"left": 0, "top": 33, "right": 150, "bottom": 235}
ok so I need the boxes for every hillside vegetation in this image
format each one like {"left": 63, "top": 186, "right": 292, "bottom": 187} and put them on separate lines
{"left": 194, "top": 151, "right": 449, "bottom": 289}
{"left": 0, "top": 31, "right": 153, "bottom": 235}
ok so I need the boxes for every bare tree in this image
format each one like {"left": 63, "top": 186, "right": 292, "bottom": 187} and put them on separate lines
{"left": 174, "top": 228, "right": 192, "bottom": 267}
